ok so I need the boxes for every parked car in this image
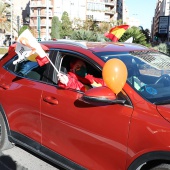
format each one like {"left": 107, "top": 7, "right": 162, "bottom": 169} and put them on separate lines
{"left": 1, "top": 40, "right": 170, "bottom": 170}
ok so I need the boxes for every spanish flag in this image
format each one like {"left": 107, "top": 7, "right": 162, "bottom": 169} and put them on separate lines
{"left": 104, "top": 25, "right": 129, "bottom": 42}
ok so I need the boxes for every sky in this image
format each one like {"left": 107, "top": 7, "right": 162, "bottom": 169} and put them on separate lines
{"left": 125, "top": 0, "right": 157, "bottom": 30}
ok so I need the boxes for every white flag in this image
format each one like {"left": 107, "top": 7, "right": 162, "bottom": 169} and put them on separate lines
{"left": 13, "top": 42, "right": 32, "bottom": 65}
{"left": 125, "top": 37, "right": 133, "bottom": 43}
{"left": 14, "top": 29, "right": 46, "bottom": 65}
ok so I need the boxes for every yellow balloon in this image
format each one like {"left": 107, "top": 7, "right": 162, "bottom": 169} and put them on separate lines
{"left": 102, "top": 59, "right": 127, "bottom": 95}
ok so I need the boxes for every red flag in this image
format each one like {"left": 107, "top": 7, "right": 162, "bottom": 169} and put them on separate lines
{"left": 35, "top": 55, "right": 49, "bottom": 66}
{"left": 8, "top": 43, "right": 16, "bottom": 52}
{"left": 104, "top": 25, "right": 129, "bottom": 42}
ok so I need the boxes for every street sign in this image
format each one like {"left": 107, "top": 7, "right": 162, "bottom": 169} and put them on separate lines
{"left": 158, "top": 16, "right": 169, "bottom": 34}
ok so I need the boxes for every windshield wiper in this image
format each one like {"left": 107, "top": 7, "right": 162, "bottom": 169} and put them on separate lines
{"left": 154, "top": 99, "right": 170, "bottom": 105}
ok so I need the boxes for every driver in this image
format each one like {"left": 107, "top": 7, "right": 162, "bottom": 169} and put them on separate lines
{"left": 57, "top": 59, "right": 105, "bottom": 91}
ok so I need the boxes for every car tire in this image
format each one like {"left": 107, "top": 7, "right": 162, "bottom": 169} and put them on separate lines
{"left": 140, "top": 162, "right": 170, "bottom": 170}
{"left": 150, "top": 164, "right": 170, "bottom": 170}
{"left": 0, "top": 112, "right": 13, "bottom": 150}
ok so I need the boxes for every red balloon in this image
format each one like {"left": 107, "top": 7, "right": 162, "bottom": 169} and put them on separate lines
{"left": 102, "top": 59, "right": 127, "bottom": 94}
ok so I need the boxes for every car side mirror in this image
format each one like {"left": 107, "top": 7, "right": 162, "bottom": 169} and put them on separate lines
{"left": 80, "top": 86, "right": 125, "bottom": 105}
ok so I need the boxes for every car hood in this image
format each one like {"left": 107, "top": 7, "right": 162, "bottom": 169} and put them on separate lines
{"left": 157, "top": 104, "right": 170, "bottom": 122}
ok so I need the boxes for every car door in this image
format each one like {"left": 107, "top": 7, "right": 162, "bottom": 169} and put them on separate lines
{"left": 40, "top": 51, "right": 133, "bottom": 170}
{"left": 0, "top": 55, "right": 49, "bottom": 146}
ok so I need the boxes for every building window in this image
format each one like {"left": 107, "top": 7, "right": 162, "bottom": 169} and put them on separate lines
{"left": 87, "top": 15, "right": 93, "bottom": 19}
{"left": 87, "top": 2, "right": 105, "bottom": 11}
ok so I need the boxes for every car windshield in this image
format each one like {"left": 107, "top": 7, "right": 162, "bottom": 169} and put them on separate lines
{"left": 95, "top": 50, "right": 170, "bottom": 104}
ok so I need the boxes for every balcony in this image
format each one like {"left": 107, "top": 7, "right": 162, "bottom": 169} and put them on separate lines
{"left": 29, "top": 23, "right": 51, "bottom": 27}
{"left": 104, "top": 9, "right": 116, "bottom": 15}
{"left": 30, "top": 2, "right": 53, "bottom": 8}
{"left": 30, "top": 13, "right": 53, "bottom": 18}
{"left": 105, "top": 2, "right": 116, "bottom": 7}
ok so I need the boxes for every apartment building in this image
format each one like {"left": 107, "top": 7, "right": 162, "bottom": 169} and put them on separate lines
{"left": 53, "top": 0, "right": 118, "bottom": 23}
{"left": 116, "top": 0, "right": 123, "bottom": 20}
{"left": 29, "top": 0, "right": 53, "bottom": 40}
{"left": 2, "top": 0, "right": 29, "bottom": 38}
{"left": 152, "top": 0, "right": 170, "bottom": 42}
{"left": 152, "top": 1, "right": 162, "bottom": 40}
{"left": 28, "top": 0, "right": 121, "bottom": 40}
{"left": 5, "top": 0, "right": 122, "bottom": 40}
{"left": 160, "top": 0, "right": 170, "bottom": 16}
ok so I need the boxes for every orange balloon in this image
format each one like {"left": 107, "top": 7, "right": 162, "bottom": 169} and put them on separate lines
{"left": 102, "top": 58, "right": 127, "bottom": 95}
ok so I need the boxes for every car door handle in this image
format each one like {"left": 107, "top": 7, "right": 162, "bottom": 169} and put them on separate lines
{"left": 43, "top": 96, "right": 58, "bottom": 105}
{"left": 0, "top": 83, "right": 9, "bottom": 90}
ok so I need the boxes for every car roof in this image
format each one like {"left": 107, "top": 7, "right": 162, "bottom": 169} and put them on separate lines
{"left": 40, "top": 40, "right": 150, "bottom": 53}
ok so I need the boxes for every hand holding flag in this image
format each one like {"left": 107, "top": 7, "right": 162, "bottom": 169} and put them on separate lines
{"left": 57, "top": 73, "right": 69, "bottom": 85}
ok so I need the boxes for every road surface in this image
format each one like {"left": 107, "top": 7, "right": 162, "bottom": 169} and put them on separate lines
{"left": 1, "top": 145, "right": 63, "bottom": 170}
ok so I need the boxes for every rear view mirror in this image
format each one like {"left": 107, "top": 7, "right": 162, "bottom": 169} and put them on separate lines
{"left": 81, "top": 86, "right": 125, "bottom": 105}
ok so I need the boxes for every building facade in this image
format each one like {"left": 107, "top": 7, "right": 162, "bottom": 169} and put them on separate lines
{"left": 4, "top": 0, "right": 123, "bottom": 41}
{"left": 29, "top": 0, "right": 122, "bottom": 40}
{"left": 30, "top": 0, "right": 53, "bottom": 40}
{"left": 152, "top": 0, "right": 170, "bottom": 42}
{"left": 2, "top": 0, "right": 30, "bottom": 38}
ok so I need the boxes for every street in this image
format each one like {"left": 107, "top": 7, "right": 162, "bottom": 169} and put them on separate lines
{"left": 1, "top": 145, "right": 144, "bottom": 170}
{"left": 1, "top": 145, "right": 63, "bottom": 170}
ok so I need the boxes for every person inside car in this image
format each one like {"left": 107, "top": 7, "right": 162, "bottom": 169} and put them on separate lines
{"left": 57, "top": 58, "right": 105, "bottom": 91}
{"left": 16, "top": 53, "right": 39, "bottom": 76}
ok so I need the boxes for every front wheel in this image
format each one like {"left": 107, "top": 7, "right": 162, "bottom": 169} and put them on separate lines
{"left": 140, "top": 162, "right": 170, "bottom": 170}
{"left": 150, "top": 164, "right": 170, "bottom": 170}
{"left": 0, "top": 112, "right": 13, "bottom": 150}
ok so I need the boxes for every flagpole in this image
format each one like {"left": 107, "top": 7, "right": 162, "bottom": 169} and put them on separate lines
{"left": 46, "top": 0, "right": 49, "bottom": 41}
{"left": 10, "top": 0, "right": 13, "bottom": 45}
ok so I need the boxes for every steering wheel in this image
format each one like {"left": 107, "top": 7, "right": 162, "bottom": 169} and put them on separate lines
{"left": 154, "top": 74, "right": 170, "bottom": 86}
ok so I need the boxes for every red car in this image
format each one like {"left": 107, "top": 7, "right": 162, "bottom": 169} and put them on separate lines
{"left": 0, "top": 40, "right": 170, "bottom": 170}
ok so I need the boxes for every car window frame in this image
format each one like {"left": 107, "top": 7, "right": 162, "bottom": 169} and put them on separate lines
{"left": 48, "top": 49, "right": 102, "bottom": 86}
{"left": 47, "top": 49, "right": 133, "bottom": 107}
{"left": 3, "top": 53, "right": 51, "bottom": 84}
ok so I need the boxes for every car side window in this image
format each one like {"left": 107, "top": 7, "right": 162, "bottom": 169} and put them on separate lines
{"left": 52, "top": 52, "right": 103, "bottom": 91}
{"left": 4, "top": 53, "right": 50, "bottom": 82}
{"left": 60, "top": 54, "right": 102, "bottom": 78}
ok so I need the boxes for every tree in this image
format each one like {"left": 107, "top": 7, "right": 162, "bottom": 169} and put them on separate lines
{"left": 72, "top": 18, "right": 84, "bottom": 30}
{"left": 119, "top": 26, "right": 150, "bottom": 47}
{"left": 116, "top": 19, "right": 123, "bottom": 26}
{"left": 99, "top": 22, "right": 112, "bottom": 34}
{"left": 153, "top": 43, "right": 170, "bottom": 56}
{"left": 18, "top": 25, "right": 30, "bottom": 36}
{"left": 0, "top": 1, "right": 11, "bottom": 33}
{"left": 71, "top": 29, "right": 96, "bottom": 41}
{"left": 71, "top": 29, "right": 106, "bottom": 42}
{"left": 51, "top": 16, "right": 61, "bottom": 40}
{"left": 60, "top": 11, "right": 72, "bottom": 39}
{"left": 82, "top": 19, "right": 101, "bottom": 32}
{"left": 141, "top": 28, "right": 151, "bottom": 43}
